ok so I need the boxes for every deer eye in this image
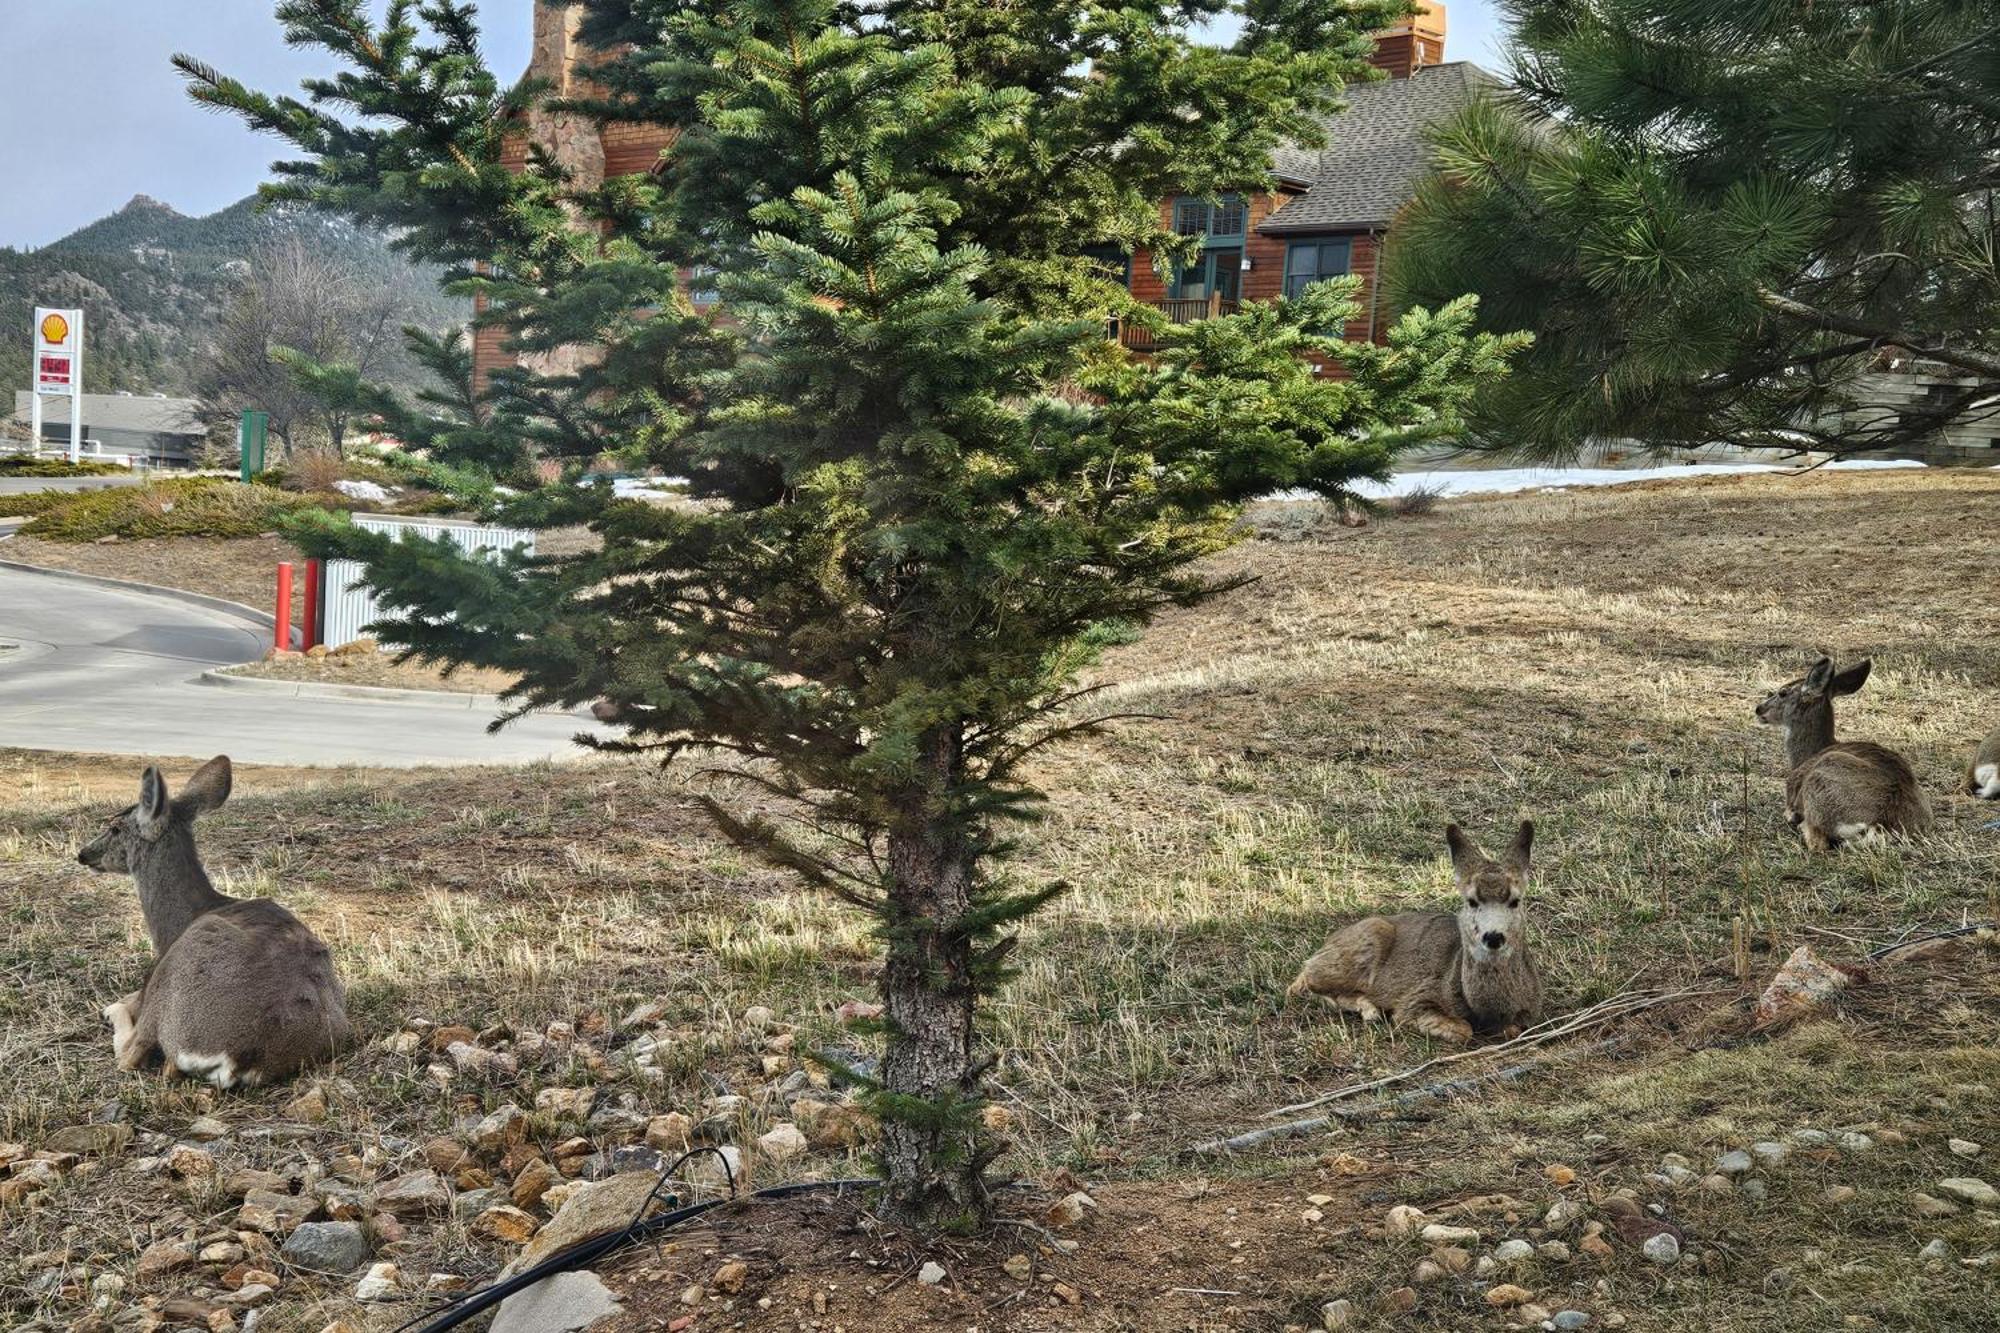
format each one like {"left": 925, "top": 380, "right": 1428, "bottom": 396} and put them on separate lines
{"left": 1509, "top": 898, "right": 1520, "bottom": 909}
{"left": 1465, "top": 896, "right": 1477, "bottom": 907}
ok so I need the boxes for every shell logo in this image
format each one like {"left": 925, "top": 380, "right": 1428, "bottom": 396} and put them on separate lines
{"left": 40, "top": 312, "right": 70, "bottom": 345}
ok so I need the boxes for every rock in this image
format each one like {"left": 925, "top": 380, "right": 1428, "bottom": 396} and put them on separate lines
{"left": 510, "top": 1159, "right": 560, "bottom": 1211}
{"left": 500, "top": 1172, "right": 673, "bottom": 1279}
{"left": 200, "top": 1241, "right": 246, "bottom": 1264}
{"left": 834, "top": 999, "right": 882, "bottom": 1024}
{"left": 1937, "top": 1178, "right": 2000, "bottom": 1208}
{"left": 757, "top": 1123, "right": 807, "bottom": 1162}
{"left": 165, "top": 1146, "right": 217, "bottom": 1180}
{"left": 420, "top": 1137, "right": 470, "bottom": 1173}
{"left": 1003, "top": 1253, "right": 1032, "bottom": 1282}
{"left": 535, "top": 1087, "right": 595, "bottom": 1120}
{"left": 44, "top": 1124, "right": 133, "bottom": 1157}
{"left": 1911, "top": 1192, "right": 1961, "bottom": 1218}
{"left": 917, "top": 1261, "right": 947, "bottom": 1286}
{"left": 448, "top": 1042, "right": 518, "bottom": 1080}
{"left": 471, "top": 1105, "right": 529, "bottom": 1156}
{"left": 135, "top": 1241, "right": 196, "bottom": 1283}
{"left": 1753, "top": 946, "right": 1860, "bottom": 1030}
{"left": 490, "top": 1271, "right": 623, "bottom": 1333}
{"left": 1949, "top": 1139, "right": 1983, "bottom": 1158}
{"left": 1384, "top": 1204, "right": 1427, "bottom": 1237}
{"left": 1378, "top": 1287, "right": 1418, "bottom": 1314}
{"left": 1642, "top": 1233, "right": 1681, "bottom": 1265}
{"left": 223, "top": 1169, "right": 288, "bottom": 1199}
{"left": 238, "top": 1189, "right": 317, "bottom": 1235}
{"left": 471, "top": 1205, "right": 540, "bottom": 1244}
{"left": 280, "top": 1222, "right": 369, "bottom": 1274}
{"left": 1918, "top": 1239, "right": 1952, "bottom": 1263}
{"left": 1544, "top": 1163, "right": 1577, "bottom": 1186}
{"left": 1519, "top": 1305, "right": 1553, "bottom": 1323}
{"left": 643, "top": 1113, "right": 694, "bottom": 1152}
{"left": 1430, "top": 1246, "right": 1472, "bottom": 1274}
{"left": 454, "top": 1187, "right": 505, "bottom": 1220}
{"left": 1420, "top": 1223, "right": 1480, "bottom": 1244}
{"left": 1740, "top": 1179, "right": 1768, "bottom": 1202}
{"left": 186, "top": 1117, "right": 229, "bottom": 1141}
{"left": 1714, "top": 1150, "right": 1754, "bottom": 1176}
{"left": 1320, "top": 1298, "right": 1356, "bottom": 1329}
{"left": 1537, "top": 1241, "right": 1570, "bottom": 1262}
{"left": 1823, "top": 1185, "right": 1858, "bottom": 1205}
{"left": 217, "top": 1284, "right": 274, "bottom": 1310}
{"left": 1545, "top": 1199, "right": 1586, "bottom": 1231}
{"left": 1411, "top": 1259, "right": 1446, "bottom": 1284}
{"left": 285, "top": 1087, "right": 329, "bottom": 1123}
{"left": 376, "top": 1171, "right": 451, "bottom": 1218}
{"left": 713, "top": 1260, "right": 748, "bottom": 1294}
{"left": 1700, "top": 1173, "right": 1734, "bottom": 1195}
{"left": 1045, "top": 1191, "right": 1097, "bottom": 1229}
{"left": 1837, "top": 1131, "right": 1874, "bottom": 1152}
{"left": 1492, "top": 1239, "right": 1534, "bottom": 1265}
{"left": 353, "top": 1262, "right": 400, "bottom": 1302}
{"left": 1553, "top": 1312, "right": 1591, "bottom": 1330}
{"left": 1750, "top": 1141, "right": 1790, "bottom": 1165}
{"left": 1792, "top": 1128, "right": 1830, "bottom": 1146}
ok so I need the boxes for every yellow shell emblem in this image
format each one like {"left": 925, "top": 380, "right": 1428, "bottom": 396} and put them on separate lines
{"left": 40, "top": 312, "right": 70, "bottom": 345}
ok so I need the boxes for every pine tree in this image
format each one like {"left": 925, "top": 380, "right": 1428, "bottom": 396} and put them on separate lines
{"left": 181, "top": 0, "right": 1521, "bottom": 1228}
{"left": 1388, "top": 0, "right": 2000, "bottom": 458}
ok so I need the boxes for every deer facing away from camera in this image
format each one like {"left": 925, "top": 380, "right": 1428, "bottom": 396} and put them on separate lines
{"left": 1754, "top": 657, "right": 1932, "bottom": 851}
{"left": 1966, "top": 726, "right": 2000, "bottom": 800}
{"left": 78, "top": 756, "right": 351, "bottom": 1088}
{"left": 1287, "top": 821, "right": 1542, "bottom": 1044}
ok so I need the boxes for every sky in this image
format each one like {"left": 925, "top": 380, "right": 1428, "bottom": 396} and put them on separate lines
{"left": 0, "top": 1, "right": 1506, "bottom": 251}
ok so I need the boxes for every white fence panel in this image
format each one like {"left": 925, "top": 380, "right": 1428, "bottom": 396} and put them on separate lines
{"left": 324, "top": 514, "right": 536, "bottom": 649}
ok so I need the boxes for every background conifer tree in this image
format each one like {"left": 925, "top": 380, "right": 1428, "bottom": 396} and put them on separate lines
{"left": 1389, "top": 0, "right": 2000, "bottom": 458}
{"left": 181, "top": 0, "right": 1520, "bottom": 1227}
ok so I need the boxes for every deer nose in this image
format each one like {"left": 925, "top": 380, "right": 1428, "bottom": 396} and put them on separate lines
{"left": 1481, "top": 931, "right": 1506, "bottom": 950}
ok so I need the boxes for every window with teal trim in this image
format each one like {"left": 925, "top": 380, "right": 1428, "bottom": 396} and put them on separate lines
{"left": 1283, "top": 238, "right": 1352, "bottom": 298}
{"left": 1172, "top": 195, "right": 1245, "bottom": 240}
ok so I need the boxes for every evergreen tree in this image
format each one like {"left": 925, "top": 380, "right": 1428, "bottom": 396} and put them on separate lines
{"left": 181, "top": 0, "right": 1520, "bottom": 1228}
{"left": 1388, "top": 0, "right": 2000, "bottom": 458}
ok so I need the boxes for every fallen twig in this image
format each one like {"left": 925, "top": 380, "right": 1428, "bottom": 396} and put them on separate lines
{"left": 1266, "top": 985, "right": 1723, "bottom": 1119}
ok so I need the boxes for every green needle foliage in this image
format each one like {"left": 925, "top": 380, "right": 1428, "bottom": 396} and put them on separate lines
{"left": 182, "top": 0, "right": 1519, "bottom": 1228}
{"left": 1388, "top": 0, "right": 2000, "bottom": 459}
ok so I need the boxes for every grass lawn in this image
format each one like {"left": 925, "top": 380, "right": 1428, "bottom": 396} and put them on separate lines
{"left": 2, "top": 468, "right": 1997, "bottom": 1332}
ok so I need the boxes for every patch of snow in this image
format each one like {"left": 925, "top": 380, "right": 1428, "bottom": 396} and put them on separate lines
{"left": 333, "top": 479, "right": 395, "bottom": 503}
{"left": 610, "top": 476, "right": 686, "bottom": 500}
{"left": 1271, "top": 458, "right": 1925, "bottom": 503}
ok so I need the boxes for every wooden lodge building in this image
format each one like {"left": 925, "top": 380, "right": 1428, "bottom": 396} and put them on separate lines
{"left": 473, "top": 2, "right": 1488, "bottom": 386}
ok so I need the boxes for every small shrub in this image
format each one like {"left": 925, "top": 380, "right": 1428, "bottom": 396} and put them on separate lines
{"left": 1391, "top": 482, "right": 1447, "bottom": 518}
{"left": 17, "top": 479, "right": 324, "bottom": 542}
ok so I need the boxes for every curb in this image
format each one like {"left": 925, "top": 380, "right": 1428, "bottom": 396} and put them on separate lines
{"left": 196, "top": 668, "right": 596, "bottom": 719}
{"left": 0, "top": 554, "right": 281, "bottom": 636}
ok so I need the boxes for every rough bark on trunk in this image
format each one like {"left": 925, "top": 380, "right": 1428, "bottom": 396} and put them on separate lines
{"left": 876, "top": 722, "right": 989, "bottom": 1230}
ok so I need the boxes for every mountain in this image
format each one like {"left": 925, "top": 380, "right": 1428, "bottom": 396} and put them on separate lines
{"left": 0, "top": 194, "right": 467, "bottom": 401}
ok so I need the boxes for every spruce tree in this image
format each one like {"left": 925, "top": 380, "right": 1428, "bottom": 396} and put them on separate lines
{"left": 181, "top": 0, "right": 1520, "bottom": 1228}
{"left": 1388, "top": 0, "right": 2000, "bottom": 458}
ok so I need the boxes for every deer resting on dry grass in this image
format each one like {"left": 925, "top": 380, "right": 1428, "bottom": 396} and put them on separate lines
{"left": 1966, "top": 726, "right": 2000, "bottom": 800}
{"left": 78, "top": 756, "right": 351, "bottom": 1088}
{"left": 1287, "top": 821, "right": 1542, "bottom": 1044}
{"left": 1754, "top": 657, "right": 1932, "bottom": 850}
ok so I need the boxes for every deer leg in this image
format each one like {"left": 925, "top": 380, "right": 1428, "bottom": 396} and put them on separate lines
{"left": 1406, "top": 1008, "right": 1475, "bottom": 1045}
{"left": 103, "top": 996, "right": 138, "bottom": 1064}
{"left": 1801, "top": 823, "right": 1835, "bottom": 853}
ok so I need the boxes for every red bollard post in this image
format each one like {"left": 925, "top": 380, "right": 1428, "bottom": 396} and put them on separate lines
{"left": 302, "top": 558, "right": 322, "bottom": 652}
{"left": 275, "top": 561, "right": 293, "bottom": 652}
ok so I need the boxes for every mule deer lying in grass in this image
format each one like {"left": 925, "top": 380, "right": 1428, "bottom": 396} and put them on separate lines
{"left": 1966, "top": 726, "right": 2000, "bottom": 800}
{"left": 1754, "top": 657, "right": 1932, "bottom": 850}
{"left": 1287, "top": 822, "right": 1542, "bottom": 1044}
{"left": 78, "top": 756, "right": 351, "bottom": 1088}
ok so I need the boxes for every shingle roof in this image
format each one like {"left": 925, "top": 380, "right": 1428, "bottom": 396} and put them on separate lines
{"left": 1260, "top": 62, "right": 1501, "bottom": 234}
{"left": 12, "top": 392, "right": 204, "bottom": 435}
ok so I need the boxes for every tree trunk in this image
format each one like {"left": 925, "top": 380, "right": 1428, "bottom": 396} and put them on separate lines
{"left": 877, "top": 722, "right": 990, "bottom": 1230}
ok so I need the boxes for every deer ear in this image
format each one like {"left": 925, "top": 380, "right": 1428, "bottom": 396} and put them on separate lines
{"left": 136, "top": 767, "right": 170, "bottom": 839}
{"left": 177, "top": 755, "right": 233, "bottom": 817}
{"left": 1505, "top": 819, "right": 1534, "bottom": 875}
{"left": 1445, "top": 824, "right": 1479, "bottom": 876}
{"left": 1802, "top": 657, "right": 1835, "bottom": 696}
{"left": 1830, "top": 659, "right": 1872, "bottom": 696}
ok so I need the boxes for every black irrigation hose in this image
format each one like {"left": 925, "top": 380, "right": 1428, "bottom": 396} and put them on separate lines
{"left": 392, "top": 1144, "right": 879, "bottom": 1333}
{"left": 1865, "top": 921, "right": 1999, "bottom": 961}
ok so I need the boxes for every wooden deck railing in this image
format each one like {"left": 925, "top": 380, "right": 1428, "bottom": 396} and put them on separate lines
{"left": 1113, "top": 293, "right": 1242, "bottom": 350}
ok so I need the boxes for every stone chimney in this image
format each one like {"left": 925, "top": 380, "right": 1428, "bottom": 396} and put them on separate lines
{"left": 1368, "top": 2, "right": 1446, "bottom": 80}
{"left": 525, "top": 2, "right": 604, "bottom": 190}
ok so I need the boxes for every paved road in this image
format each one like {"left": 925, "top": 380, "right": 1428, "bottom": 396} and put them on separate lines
{"left": 0, "top": 473, "right": 148, "bottom": 498}
{"left": 0, "top": 563, "right": 604, "bottom": 766}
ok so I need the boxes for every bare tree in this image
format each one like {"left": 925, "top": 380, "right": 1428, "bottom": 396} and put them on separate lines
{"left": 193, "top": 236, "right": 408, "bottom": 458}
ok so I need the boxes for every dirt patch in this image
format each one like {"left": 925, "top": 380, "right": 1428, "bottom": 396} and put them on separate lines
{"left": 0, "top": 533, "right": 303, "bottom": 622}
{"left": 222, "top": 649, "right": 524, "bottom": 696}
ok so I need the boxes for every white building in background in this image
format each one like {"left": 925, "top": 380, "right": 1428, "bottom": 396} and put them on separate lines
{"left": 9, "top": 392, "right": 207, "bottom": 467}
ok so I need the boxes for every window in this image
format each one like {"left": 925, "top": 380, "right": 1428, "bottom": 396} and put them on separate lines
{"left": 1172, "top": 195, "right": 1246, "bottom": 240}
{"left": 1080, "top": 244, "right": 1131, "bottom": 285}
{"left": 1283, "top": 239, "right": 1352, "bottom": 299}
{"left": 686, "top": 265, "right": 720, "bottom": 307}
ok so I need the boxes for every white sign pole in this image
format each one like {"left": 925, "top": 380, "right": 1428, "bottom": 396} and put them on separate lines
{"left": 31, "top": 307, "right": 84, "bottom": 463}
{"left": 28, "top": 378, "right": 41, "bottom": 457}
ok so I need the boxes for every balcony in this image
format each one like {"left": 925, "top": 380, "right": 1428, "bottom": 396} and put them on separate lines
{"left": 1113, "top": 294, "right": 1242, "bottom": 352}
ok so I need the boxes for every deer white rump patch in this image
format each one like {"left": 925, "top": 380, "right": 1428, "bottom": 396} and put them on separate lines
{"left": 1833, "top": 822, "right": 1885, "bottom": 844}
{"left": 1975, "top": 763, "right": 2000, "bottom": 799}
{"left": 174, "top": 1050, "right": 242, "bottom": 1089}
{"left": 103, "top": 1000, "right": 137, "bottom": 1061}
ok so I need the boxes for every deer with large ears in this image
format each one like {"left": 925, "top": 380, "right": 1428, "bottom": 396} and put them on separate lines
{"left": 1287, "top": 821, "right": 1542, "bottom": 1044}
{"left": 77, "top": 756, "right": 351, "bottom": 1088}
{"left": 1754, "top": 657, "right": 1932, "bottom": 851}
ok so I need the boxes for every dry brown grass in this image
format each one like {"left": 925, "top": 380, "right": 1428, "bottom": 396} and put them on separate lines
{"left": 222, "top": 650, "right": 525, "bottom": 696}
{"left": 3, "top": 469, "right": 1998, "bottom": 1331}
